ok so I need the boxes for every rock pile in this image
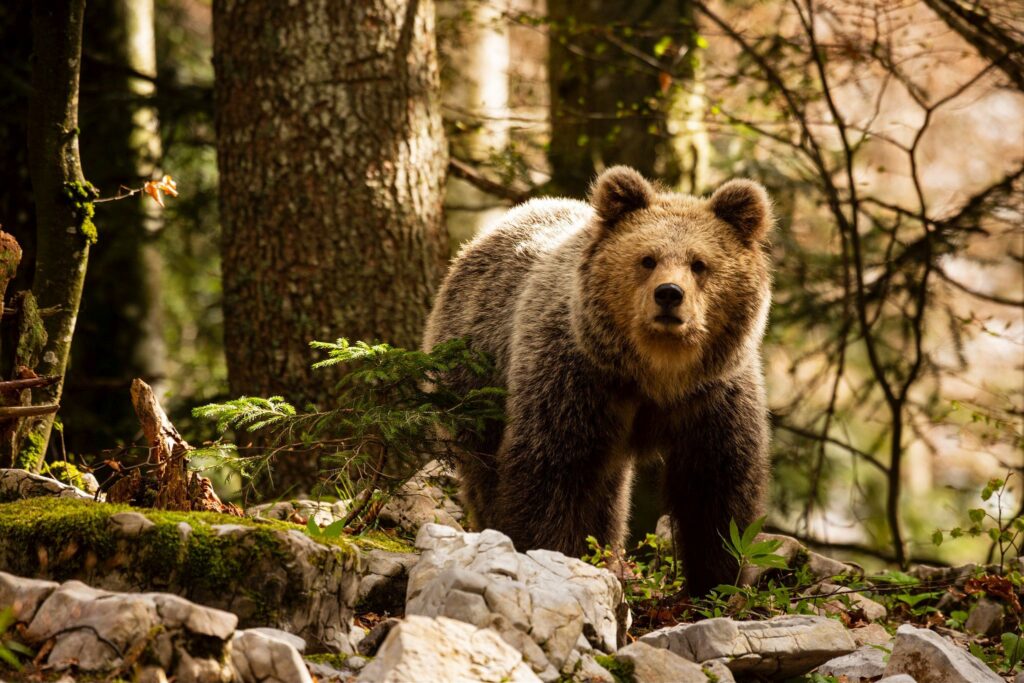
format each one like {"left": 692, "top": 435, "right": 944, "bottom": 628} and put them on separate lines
{"left": 0, "top": 494, "right": 360, "bottom": 652}
{"left": 0, "top": 571, "right": 311, "bottom": 683}
{"left": 0, "top": 468, "right": 1010, "bottom": 683}
{"left": 405, "top": 523, "right": 626, "bottom": 680}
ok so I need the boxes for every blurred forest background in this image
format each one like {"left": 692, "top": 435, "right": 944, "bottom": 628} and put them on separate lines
{"left": 0, "top": 0, "right": 1021, "bottom": 568}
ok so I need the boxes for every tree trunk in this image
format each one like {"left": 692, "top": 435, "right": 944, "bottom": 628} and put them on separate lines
{"left": 64, "top": 0, "right": 166, "bottom": 455}
{"left": 25, "top": 0, "right": 92, "bottom": 467}
{"left": 439, "top": 0, "right": 512, "bottom": 248}
{"left": 213, "top": 0, "right": 448, "bottom": 492}
{"left": 547, "top": 0, "right": 698, "bottom": 195}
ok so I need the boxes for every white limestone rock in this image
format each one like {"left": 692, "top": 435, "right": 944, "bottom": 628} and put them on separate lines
{"left": 378, "top": 460, "right": 464, "bottom": 534}
{"left": 639, "top": 615, "right": 856, "bottom": 678}
{"left": 0, "top": 468, "right": 94, "bottom": 502}
{"left": 817, "top": 644, "right": 888, "bottom": 681}
{"left": 406, "top": 524, "right": 626, "bottom": 680}
{"left": 612, "top": 641, "right": 712, "bottom": 683}
{"left": 246, "top": 499, "right": 350, "bottom": 527}
{"left": 232, "top": 628, "right": 313, "bottom": 683}
{"left": 356, "top": 614, "right": 541, "bottom": 683}
{"left": 883, "top": 624, "right": 1002, "bottom": 683}
{"left": 16, "top": 577, "right": 236, "bottom": 677}
{"left": 357, "top": 549, "right": 420, "bottom": 612}
{"left": 805, "top": 581, "right": 887, "bottom": 622}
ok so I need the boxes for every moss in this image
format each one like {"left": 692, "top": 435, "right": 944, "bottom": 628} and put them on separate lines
{"left": 62, "top": 180, "right": 99, "bottom": 245}
{"left": 354, "top": 529, "right": 415, "bottom": 554}
{"left": 305, "top": 653, "right": 355, "bottom": 668}
{"left": 702, "top": 665, "right": 719, "bottom": 682}
{"left": 594, "top": 654, "right": 635, "bottom": 683}
{"left": 13, "top": 432, "right": 45, "bottom": 473}
{"left": 0, "top": 497, "right": 358, "bottom": 595}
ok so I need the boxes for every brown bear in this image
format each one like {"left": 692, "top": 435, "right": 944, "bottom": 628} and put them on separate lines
{"left": 423, "top": 166, "right": 772, "bottom": 595}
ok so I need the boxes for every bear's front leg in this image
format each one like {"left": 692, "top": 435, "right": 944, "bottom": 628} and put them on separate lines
{"left": 490, "top": 351, "right": 632, "bottom": 558}
{"left": 662, "top": 374, "right": 770, "bottom": 596}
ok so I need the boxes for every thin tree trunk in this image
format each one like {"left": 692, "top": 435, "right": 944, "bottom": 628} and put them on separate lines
{"left": 25, "top": 0, "right": 92, "bottom": 467}
{"left": 65, "top": 0, "right": 166, "bottom": 454}
{"left": 547, "top": 0, "right": 697, "bottom": 195}
{"left": 439, "top": 0, "right": 512, "bottom": 247}
{"left": 213, "top": 0, "right": 448, "bottom": 493}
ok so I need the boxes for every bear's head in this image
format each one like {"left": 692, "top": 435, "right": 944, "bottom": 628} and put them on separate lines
{"left": 573, "top": 166, "right": 773, "bottom": 403}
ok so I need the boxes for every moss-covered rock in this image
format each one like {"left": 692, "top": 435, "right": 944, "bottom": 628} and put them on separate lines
{"left": 0, "top": 496, "right": 360, "bottom": 652}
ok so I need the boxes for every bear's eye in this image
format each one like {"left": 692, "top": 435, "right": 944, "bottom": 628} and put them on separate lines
{"left": 641, "top": 256, "right": 657, "bottom": 270}
{"left": 691, "top": 260, "right": 707, "bottom": 275}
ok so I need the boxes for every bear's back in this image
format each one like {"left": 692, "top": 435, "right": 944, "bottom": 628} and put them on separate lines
{"left": 424, "top": 198, "right": 592, "bottom": 380}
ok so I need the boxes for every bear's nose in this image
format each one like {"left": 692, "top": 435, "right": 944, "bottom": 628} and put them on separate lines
{"left": 654, "top": 283, "right": 684, "bottom": 308}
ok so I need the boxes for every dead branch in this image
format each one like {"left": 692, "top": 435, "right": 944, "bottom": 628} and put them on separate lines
{"left": 0, "top": 404, "right": 59, "bottom": 420}
{"left": 0, "top": 376, "right": 60, "bottom": 393}
{"left": 448, "top": 157, "right": 532, "bottom": 204}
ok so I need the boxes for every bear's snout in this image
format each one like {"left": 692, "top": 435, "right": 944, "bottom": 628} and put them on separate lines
{"left": 654, "top": 283, "right": 684, "bottom": 309}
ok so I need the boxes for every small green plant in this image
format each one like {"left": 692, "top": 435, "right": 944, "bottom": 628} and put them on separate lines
{"left": 593, "top": 653, "right": 634, "bottom": 683}
{"left": 965, "top": 630, "right": 1024, "bottom": 675}
{"left": 946, "top": 609, "right": 969, "bottom": 630}
{"left": 932, "top": 475, "right": 1024, "bottom": 571}
{"left": 0, "top": 607, "right": 33, "bottom": 671}
{"left": 582, "top": 533, "right": 686, "bottom": 632}
{"left": 1002, "top": 631, "right": 1024, "bottom": 673}
{"left": 306, "top": 516, "right": 348, "bottom": 540}
{"left": 721, "top": 516, "right": 789, "bottom": 585}
{"left": 194, "top": 338, "right": 504, "bottom": 528}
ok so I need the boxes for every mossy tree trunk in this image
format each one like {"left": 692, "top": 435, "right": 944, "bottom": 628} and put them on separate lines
{"left": 64, "top": 0, "right": 166, "bottom": 455}
{"left": 213, "top": 0, "right": 448, "bottom": 493}
{"left": 547, "top": 0, "right": 699, "bottom": 196}
{"left": 25, "top": 0, "right": 93, "bottom": 467}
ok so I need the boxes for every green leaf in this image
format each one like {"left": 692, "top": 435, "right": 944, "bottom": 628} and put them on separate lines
{"left": 323, "top": 520, "right": 347, "bottom": 538}
{"left": 969, "top": 508, "right": 986, "bottom": 524}
{"left": 750, "top": 554, "right": 789, "bottom": 569}
{"left": 932, "top": 530, "right": 943, "bottom": 546}
{"left": 0, "top": 645, "right": 22, "bottom": 670}
{"left": 746, "top": 539, "right": 782, "bottom": 556}
{"left": 653, "top": 36, "right": 673, "bottom": 56}
{"left": 307, "top": 517, "right": 320, "bottom": 536}
{"left": 741, "top": 516, "right": 766, "bottom": 549}
{"left": 1002, "top": 632, "right": 1024, "bottom": 669}
{"left": 728, "top": 518, "right": 742, "bottom": 551}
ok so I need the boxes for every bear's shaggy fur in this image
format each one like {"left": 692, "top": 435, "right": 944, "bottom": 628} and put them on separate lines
{"left": 424, "top": 166, "right": 773, "bottom": 594}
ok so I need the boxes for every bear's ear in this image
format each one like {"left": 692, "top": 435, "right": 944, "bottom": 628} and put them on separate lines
{"left": 590, "top": 166, "right": 654, "bottom": 225}
{"left": 709, "top": 179, "right": 773, "bottom": 245}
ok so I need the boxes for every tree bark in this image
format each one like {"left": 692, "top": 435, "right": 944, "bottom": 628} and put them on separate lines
{"left": 213, "top": 0, "right": 448, "bottom": 492}
{"left": 64, "top": 0, "right": 166, "bottom": 454}
{"left": 547, "top": 0, "right": 698, "bottom": 195}
{"left": 25, "top": 0, "right": 92, "bottom": 467}
{"left": 439, "top": 0, "right": 512, "bottom": 247}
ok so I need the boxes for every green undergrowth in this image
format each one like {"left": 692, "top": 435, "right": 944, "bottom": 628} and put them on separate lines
{"left": 593, "top": 654, "right": 634, "bottom": 683}
{"left": 355, "top": 528, "right": 415, "bottom": 553}
{"left": 0, "top": 497, "right": 410, "bottom": 581}
{"left": 306, "top": 652, "right": 367, "bottom": 669}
